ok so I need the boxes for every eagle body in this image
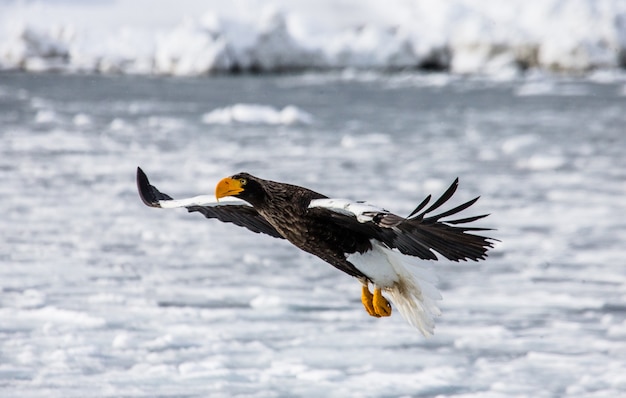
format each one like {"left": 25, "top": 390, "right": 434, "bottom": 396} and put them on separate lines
{"left": 137, "top": 167, "right": 495, "bottom": 335}
{"left": 213, "top": 173, "right": 373, "bottom": 279}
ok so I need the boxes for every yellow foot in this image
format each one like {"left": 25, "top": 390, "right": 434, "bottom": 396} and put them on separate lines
{"left": 361, "top": 285, "right": 392, "bottom": 317}
{"left": 373, "top": 287, "right": 392, "bottom": 317}
{"left": 361, "top": 285, "right": 379, "bottom": 317}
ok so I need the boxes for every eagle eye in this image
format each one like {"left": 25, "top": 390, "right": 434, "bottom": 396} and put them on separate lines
{"left": 239, "top": 178, "right": 247, "bottom": 185}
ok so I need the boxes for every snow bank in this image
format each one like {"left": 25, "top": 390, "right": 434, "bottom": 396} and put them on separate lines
{"left": 202, "top": 104, "right": 313, "bottom": 125}
{"left": 0, "top": 24, "right": 72, "bottom": 72}
{"left": 1, "top": 0, "right": 625, "bottom": 75}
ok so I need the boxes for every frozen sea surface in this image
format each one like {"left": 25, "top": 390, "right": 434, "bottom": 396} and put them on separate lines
{"left": 1, "top": 71, "right": 626, "bottom": 397}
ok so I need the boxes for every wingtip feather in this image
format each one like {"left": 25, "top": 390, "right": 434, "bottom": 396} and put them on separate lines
{"left": 136, "top": 167, "right": 172, "bottom": 207}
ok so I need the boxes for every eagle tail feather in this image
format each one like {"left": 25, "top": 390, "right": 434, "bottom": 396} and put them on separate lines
{"left": 379, "top": 245, "right": 442, "bottom": 336}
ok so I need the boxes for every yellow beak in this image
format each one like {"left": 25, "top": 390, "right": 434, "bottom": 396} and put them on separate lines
{"left": 215, "top": 177, "right": 245, "bottom": 200}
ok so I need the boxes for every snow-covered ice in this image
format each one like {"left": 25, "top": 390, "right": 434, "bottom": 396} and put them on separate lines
{"left": 1, "top": 71, "right": 625, "bottom": 396}
{"left": 202, "top": 104, "right": 313, "bottom": 125}
{"left": 1, "top": 0, "right": 626, "bottom": 75}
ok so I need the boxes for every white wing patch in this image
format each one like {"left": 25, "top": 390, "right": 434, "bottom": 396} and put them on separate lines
{"left": 308, "top": 198, "right": 389, "bottom": 223}
{"left": 158, "top": 195, "right": 251, "bottom": 209}
{"left": 348, "top": 240, "right": 442, "bottom": 336}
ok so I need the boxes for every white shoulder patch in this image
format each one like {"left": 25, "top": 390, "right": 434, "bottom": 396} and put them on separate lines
{"left": 159, "top": 195, "right": 251, "bottom": 209}
{"left": 308, "top": 198, "right": 388, "bottom": 223}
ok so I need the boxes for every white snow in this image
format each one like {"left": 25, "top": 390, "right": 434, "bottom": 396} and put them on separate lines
{"left": 202, "top": 104, "right": 313, "bottom": 125}
{"left": 1, "top": 0, "right": 625, "bottom": 75}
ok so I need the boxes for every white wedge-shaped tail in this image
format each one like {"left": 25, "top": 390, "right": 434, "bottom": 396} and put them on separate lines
{"left": 348, "top": 241, "right": 442, "bottom": 336}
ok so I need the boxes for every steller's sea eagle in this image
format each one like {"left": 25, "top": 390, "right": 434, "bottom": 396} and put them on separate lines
{"left": 136, "top": 167, "right": 495, "bottom": 335}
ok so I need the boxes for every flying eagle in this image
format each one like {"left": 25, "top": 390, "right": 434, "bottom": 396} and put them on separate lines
{"left": 136, "top": 167, "right": 494, "bottom": 335}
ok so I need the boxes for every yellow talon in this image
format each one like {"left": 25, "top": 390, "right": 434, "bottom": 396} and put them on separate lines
{"left": 373, "top": 287, "right": 392, "bottom": 317}
{"left": 361, "top": 284, "right": 379, "bottom": 317}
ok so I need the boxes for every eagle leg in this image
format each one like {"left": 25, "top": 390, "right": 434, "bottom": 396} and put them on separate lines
{"left": 373, "top": 287, "right": 392, "bottom": 317}
{"left": 361, "top": 284, "right": 380, "bottom": 317}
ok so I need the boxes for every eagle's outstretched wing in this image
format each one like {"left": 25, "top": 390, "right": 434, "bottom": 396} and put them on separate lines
{"left": 308, "top": 178, "right": 494, "bottom": 262}
{"left": 136, "top": 167, "right": 285, "bottom": 239}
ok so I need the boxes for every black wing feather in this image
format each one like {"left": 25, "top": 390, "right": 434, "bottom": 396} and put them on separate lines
{"left": 389, "top": 180, "right": 494, "bottom": 261}
{"left": 411, "top": 178, "right": 459, "bottom": 220}
{"left": 407, "top": 194, "right": 431, "bottom": 218}
{"left": 310, "top": 178, "right": 495, "bottom": 262}
{"left": 185, "top": 205, "right": 284, "bottom": 239}
{"left": 137, "top": 166, "right": 173, "bottom": 206}
{"left": 445, "top": 214, "right": 490, "bottom": 225}
{"left": 425, "top": 196, "right": 479, "bottom": 222}
{"left": 136, "top": 167, "right": 284, "bottom": 239}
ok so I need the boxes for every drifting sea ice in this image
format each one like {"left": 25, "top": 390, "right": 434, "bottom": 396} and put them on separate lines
{"left": 202, "top": 104, "right": 313, "bottom": 125}
{"left": 1, "top": 71, "right": 625, "bottom": 396}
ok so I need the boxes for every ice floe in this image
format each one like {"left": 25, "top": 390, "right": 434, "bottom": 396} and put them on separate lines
{"left": 201, "top": 103, "right": 313, "bottom": 125}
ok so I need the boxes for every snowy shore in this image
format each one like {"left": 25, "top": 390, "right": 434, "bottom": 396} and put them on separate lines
{"left": 1, "top": 0, "right": 625, "bottom": 76}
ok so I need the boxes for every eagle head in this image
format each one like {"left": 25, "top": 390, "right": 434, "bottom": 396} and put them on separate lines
{"left": 215, "top": 173, "right": 265, "bottom": 206}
